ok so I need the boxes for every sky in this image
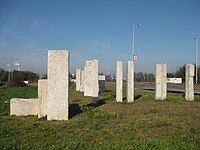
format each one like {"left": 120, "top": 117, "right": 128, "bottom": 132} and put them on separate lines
{"left": 0, "top": 0, "right": 200, "bottom": 76}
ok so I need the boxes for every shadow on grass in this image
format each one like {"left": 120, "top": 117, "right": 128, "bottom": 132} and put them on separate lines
{"left": 69, "top": 97, "right": 113, "bottom": 119}
{"left": 69, "top": 104, "right": 81, "bottom": 119}
{"left": 84, "top": 97, "right": 112, "bottom": 107}
{"left": 122, "top": 95, "right": 142, "bottom": 101}
{"left": 103, "top": 89, "right": 112, "bottom": 92}
{"left": 135, "top": 95, "right": 142, "bottom": 100}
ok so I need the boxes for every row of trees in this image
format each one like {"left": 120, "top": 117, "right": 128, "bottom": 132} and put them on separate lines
{"left": 1, "top": 64, "right": 199, "bottom": 83}
{"left": 104, "top": 65, "right": 200, "bottom": 83}
{"left": 0, "top": 69, "right": 39, "bottom": 82}
{"left": 169, "top": 65, "right": 200, "bottom": 83}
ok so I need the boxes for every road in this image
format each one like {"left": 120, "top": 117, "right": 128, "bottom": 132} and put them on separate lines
{"left": 135, "top": 84, "right": 200, "bottom": 95}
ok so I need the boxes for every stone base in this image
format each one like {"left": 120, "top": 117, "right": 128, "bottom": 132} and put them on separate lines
{"left": 92, "top": 97, "right": 98, "bottom": 104}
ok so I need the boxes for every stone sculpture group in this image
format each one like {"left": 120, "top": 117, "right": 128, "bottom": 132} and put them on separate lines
{"left": 10, "top": 50, "right": 195, "bottom": 121}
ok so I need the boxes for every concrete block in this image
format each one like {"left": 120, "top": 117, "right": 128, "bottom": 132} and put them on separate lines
{"left": 185, "top": 64, "right": 194, "bottom": 101}
{"left": 116, "top": 61, "right": 123, "bottom": 102}
{"left": 99, "top": 75, "right": 106, "bottom": 93}
{"left": 76, "top": 69, "right": 81, "bottom": 91}
{"left": 47, "top": 50, "right": 69, "bottom": 121}
{"left": 155, "top": 64, "right": 167, "bottom": 100}
{"left": 10, "top": 98, "right": 39, "bottom": 116}
{"left": 80, "top": 70, "right": 84, "bottom": 92}
{"left": 38, "top": 79, "right": 48, "bottom": 118}
{"left": 127, "top": 61, "right": 134, "bottom": 102}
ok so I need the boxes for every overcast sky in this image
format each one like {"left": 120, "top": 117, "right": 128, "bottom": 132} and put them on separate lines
{"left": 0, "top": 0, "right": 200, "bottom": 76}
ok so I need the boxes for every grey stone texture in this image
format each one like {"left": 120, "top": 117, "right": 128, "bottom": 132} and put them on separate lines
{"left": 99, "top": 75, "right": 106, "bottom": 93}
{"left": 76, "top": 69, "right": 81, "bottom": 91}
{"left": 116, "top": 61, "right": 123, "bottom": 102}
{"left": 47, "top": 50, "right": 69, "bottom": 121}
{"left": 10, "top": 98, "right": 39, "bottom": 116}
{"left": 127, "top": 61, "right": 134, "bottom": 102}
{"left": 38, "top": 79, "right": 48, "bottom": 118}
{"left": 155, "top": 64, "right": 167, "bottom": 100}
{"left": 84, "top": 60, "right": 99, "bottom": 97}
{"left": 185, "top": 64, "right": 194, "bottom": 101}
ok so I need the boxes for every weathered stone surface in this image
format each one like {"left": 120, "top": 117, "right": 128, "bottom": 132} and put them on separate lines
{"left": 155, "top": 64, "right": 167, "bottom": 100}
{"left": 10, "top": 98, "right": 39, "bottom": 116}
{"left": 47, "top": 50, "right": 69, "bottom": 121}
{"left": 185, "top": 64, "right": 194, "bottom": 101}
{"left": 38, "top": 79, "right": 48, "bottom": 118}
{"left": 127, "top": 61, "right": 134, "bottom": 102}
{"left": 80, "top": 70, "right": 84, "bottom": 92}
{"left": 84, "top": 60, "right": 99, "bottom": 97}
{"left": 116, "top": 61, "right": 123, "bottom": 102}
{"left": 76, "top": 69, "right": 81, "bottom": 91}
{"left": 99, "top": 75, "right": 106, "bottom": 93}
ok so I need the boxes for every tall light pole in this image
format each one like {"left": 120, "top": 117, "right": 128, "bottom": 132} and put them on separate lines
{"left": 107, "top": 67, "right": 111, "bottom": 76}
{"left": 132, "top": 24, "right": 141, "bottom": 61}
{"left": 193, "top": 37, "right": 198, "bottom": 84}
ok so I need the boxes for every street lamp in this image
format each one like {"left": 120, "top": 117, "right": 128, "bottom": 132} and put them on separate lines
{"left": 193, "top": 37, "right": 198, "bottom": 84}
{"left": 132, "top": 24, "right": 141, "bottom": 61}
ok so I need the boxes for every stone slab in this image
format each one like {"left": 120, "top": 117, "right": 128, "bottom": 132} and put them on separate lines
{"left": 38, "top": 79, "right": 48, "bottom": 118}
{"left": 10, "top": 98, "right": 39, "bottom": 116}
{"left": 84, "top": 60, "right": 99, "bottom": 97}
{"left": 127, "top": 61, "right": 134, "bottom": 102}
{"left": 116, "top": 61, "right": 123, "bottom": 102}
{"left": 185, "top": 64, "right": 194, "bottom": 101}
{"left": 80, "top": 70, "right": 84, "bottom": 92}
{"left": 47, "top": 50, "right": 69, "bottom": 121}
{"left": 76, "top": 69, "right": 81, "bottom": 91}
{"left": 155, "top": 64, "right": 167, "bottom": 100}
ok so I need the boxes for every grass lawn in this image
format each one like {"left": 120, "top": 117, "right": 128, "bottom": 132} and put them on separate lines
{"left": 0, "top": 84, "right": 200, "bottom": 150}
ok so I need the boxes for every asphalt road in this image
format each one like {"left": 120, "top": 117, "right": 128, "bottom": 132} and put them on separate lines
{"left": 136, "top": 84, "right": 200, "bottom": 95}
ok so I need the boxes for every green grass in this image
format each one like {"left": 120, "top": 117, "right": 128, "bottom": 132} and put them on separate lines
{"left": 0, "top": 84, "right": 200, "bottom": 149}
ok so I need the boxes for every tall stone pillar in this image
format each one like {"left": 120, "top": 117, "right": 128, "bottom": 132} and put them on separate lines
{"left": 155, "top": 64, "right": 167, "bottom": 100}
{"left": 116, "top": 61, "right": 123, "bottom": 102}
{"left": 127, "top": 61, "right": 134, "bottom": 102}
{"left": 38, "top": 79, "right": 48, "bottom": 118}
{"left": 80, "top": 70, "right": 84, "bottom": 92}
{"left": 84, "top": 60, "right": 99, "bottom": 104}
{"left": 76, "top": 69, "right": 81, "bottom": 91}
{"left": 185, "top": 64, "right": 194, "bottom": 101}
{"left": 47, "top": 50, "right": 69, "bottom": 121}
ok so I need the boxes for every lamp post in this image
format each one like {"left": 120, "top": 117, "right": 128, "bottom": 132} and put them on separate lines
{"left": 132, "top": 24, "right": 141, "bottom": 61}
{"left": 193, "top": 37, "right": 198, "bottom": 84}
{"left": 129, "top": 24, "right": 141, "bottom": 101}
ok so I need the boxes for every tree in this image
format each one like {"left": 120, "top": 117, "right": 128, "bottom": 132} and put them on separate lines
{"left": 0, "top": 69, "right": 8, "bottom": 82}
{"left": 174, "top": 65, "right": 186, "bottom": 82}
{"left": 167, "top": 73, "right": 174, "bottom": 78}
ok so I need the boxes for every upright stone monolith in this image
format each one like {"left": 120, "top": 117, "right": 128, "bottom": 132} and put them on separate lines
{"left": 38, "top": 79, "right": 48, "bottom": 118}
{"left": 47, "top": 50, "right": 69, "bottom": 121}
{"left": 116, "top": 61, "right": 123, "bottom": 102}
{"left": 76, "top": 69, "right": 81, "bottom": 91}
{"left": 80, "top": 70, "right": 84, "bottom": 92}
{"left": 127, "top": 61, "right": 134, "bottom": 102}
{"left": 185, "top": 64, "right": 194, "bottom": 101}
{"left": 84, "top": 60, "right": 99, "bottom": 104}
{"left": 155, "top": 64, "right": 167, "bottom": 100}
